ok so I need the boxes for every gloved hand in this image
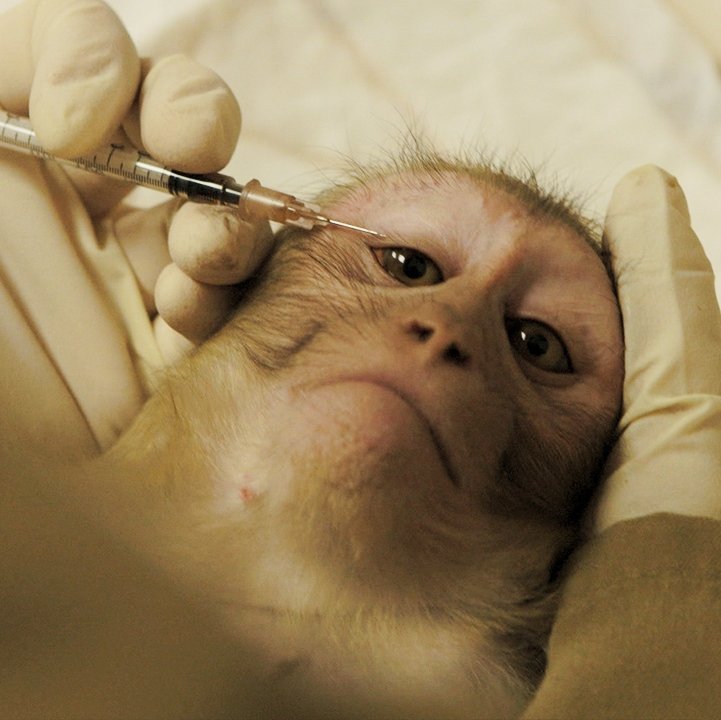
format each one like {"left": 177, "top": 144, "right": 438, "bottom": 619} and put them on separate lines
{"left": 589, "top": 164, "right": 721, "bottom": 532}
{"left": 0, "top": 0, "right": 273, "bottom": 364}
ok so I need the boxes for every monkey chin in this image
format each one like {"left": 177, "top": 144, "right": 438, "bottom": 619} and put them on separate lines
{"left": 238, "top": 380, "right": 510, "bottom": 611}
{"left": 217, "top": 379, "right": 557, "bottom": 718}
{"left": 265, "top": 378, "right": 446, "bottom": 520}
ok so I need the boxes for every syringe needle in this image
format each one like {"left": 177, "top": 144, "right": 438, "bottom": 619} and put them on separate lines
{"left": 303, "top": 214, "right": 385, "bottom": 239}
{"left": 266, "top": 188, "right": 385, "bottom": 238}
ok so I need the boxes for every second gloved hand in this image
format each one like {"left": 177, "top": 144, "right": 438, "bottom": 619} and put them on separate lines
{"left": 589, "top": 165, "right": 721, "bottom": 531}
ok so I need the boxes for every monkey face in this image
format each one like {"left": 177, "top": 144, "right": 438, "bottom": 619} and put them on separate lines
{"left": 135, "top": 168, "right": 625, "bottom": 710}
{"left": 206, "top": 169, "right": 623, "bottom": 615}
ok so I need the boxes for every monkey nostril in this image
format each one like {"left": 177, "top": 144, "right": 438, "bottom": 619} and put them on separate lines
{"left": 407, "top": 320, "right": 434, "bottom": 342}
{"left": 404, "top": 319, "right": 472, "bottom": 367}
{"left": 443, "top": 342, "right": 471, "bottom": 367}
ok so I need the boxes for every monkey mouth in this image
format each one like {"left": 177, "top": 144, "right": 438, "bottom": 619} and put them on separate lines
{"left": 427, "top": 428, "right": 461, "bottom": 488}
{"left": 383, "top": 385, "right": 460, "bottom": 488}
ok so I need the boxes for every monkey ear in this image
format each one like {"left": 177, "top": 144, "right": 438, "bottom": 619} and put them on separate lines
{"left": 588, "top": 164, "right": 721, "bottom": 532}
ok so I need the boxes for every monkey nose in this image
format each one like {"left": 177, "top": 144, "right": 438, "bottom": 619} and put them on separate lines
{"left": 401, "top": 309, "right": 475, "bottom": 369}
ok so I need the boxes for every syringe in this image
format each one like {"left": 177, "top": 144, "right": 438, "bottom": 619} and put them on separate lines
{"left": 0, "top": 110, "right": 383, "bottom": 238}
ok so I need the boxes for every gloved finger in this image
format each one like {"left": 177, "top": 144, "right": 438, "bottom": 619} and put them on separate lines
{"left": 153, "top": 315, "right": 196, "bottom": 366}
{"left": 0, "top": 0, "right": 140, "bottom": 157}
{"left": 590, "top": 165, "right": 721, "bottom": 532}
{"left": 168, "top": 203, "right": 274, "bottom": 285}
{"left": 123, "top": 55, "right": 241, "bottom": 173}
{"left": 108, "top": 200, "right": 179, "bottom": 312}
{"left": 155, "top": 263, "right": 242, "bottom": 344}
{"left": 605, "top": 164, "right": 721, "bottom": 411}
{"left": 63, "top": 53, "right": 241, "bottom": 214}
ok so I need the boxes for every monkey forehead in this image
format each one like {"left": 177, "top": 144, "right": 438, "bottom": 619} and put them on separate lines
{"left": 327, "top": 169, "right": 515, "bottom": 222}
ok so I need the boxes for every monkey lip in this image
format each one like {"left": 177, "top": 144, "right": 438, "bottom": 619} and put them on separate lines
{"left": 324, "top": 377, "right": 461, "bottom": 488}
{"left": 384, "top": 386, "right": 460, "bottom": 487}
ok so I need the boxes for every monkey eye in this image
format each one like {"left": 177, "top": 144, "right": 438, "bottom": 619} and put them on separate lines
{"left": 372, "top": 247, "right": 444, "bottom": 286}
{"left": 505, "top": 318, "right": 573, "bottom": 374}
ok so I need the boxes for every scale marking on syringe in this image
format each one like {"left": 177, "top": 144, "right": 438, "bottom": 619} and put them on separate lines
{"left": 0, "top": 111, "right": 383, "bottom": 236}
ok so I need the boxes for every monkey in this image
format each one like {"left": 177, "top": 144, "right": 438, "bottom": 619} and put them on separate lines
{"left": 0, "top": 149, "right": 624, "bottom": 719}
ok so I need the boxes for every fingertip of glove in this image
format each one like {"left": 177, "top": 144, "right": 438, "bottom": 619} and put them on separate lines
{"left": 155, "top": 263, "right": 238, "bottom": 343}
{"left": 153, "top": 315, "right": 196, "bottom": 366}
{"left": 30, "top": 1, "right": 141, "bottom": 156}
{"left": 169, "top": 203, "right": 273, "bottom": 284}
{"left": 609, "top": 164, "right": 690, "bottom": 222}
{"left": 139, "top": 55, "right": 241, "bottom": 173}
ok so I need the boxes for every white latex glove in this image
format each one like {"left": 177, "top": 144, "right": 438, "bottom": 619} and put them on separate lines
{"left": 0, "top": 0, "right": 273, "bottom": 452}
{"left": 0, "top": 0, "right": 273, "bottom": 362}
{"left": 590, "top": 165, "right": 721, "bottom": 532}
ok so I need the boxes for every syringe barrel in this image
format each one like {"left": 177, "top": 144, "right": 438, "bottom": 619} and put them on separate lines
{"left": 166, "top": 171, "right": 242, "bottom": 206}
{"left": 0, "top": 113, "right": 45, "bottom": 159}
{"left": 0, "top": 111, "right": 321, "bottom": 229}
{"left": 166, "top": 175, "right": 311, "bottom": 225}
{"left": 0, "top": 110, "right": 178, "bottom": 192}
